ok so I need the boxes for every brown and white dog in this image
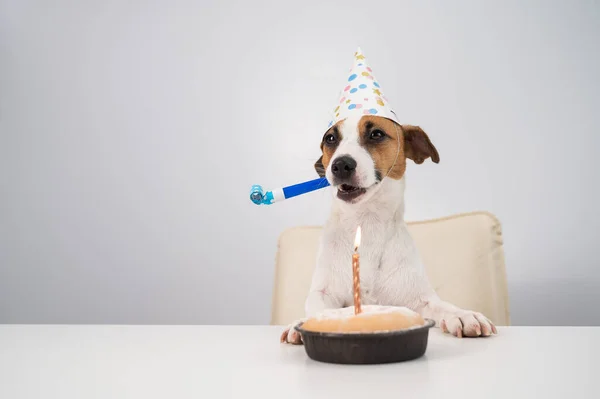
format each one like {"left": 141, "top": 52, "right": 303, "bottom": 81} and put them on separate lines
{"left": 281, "top": 113, "right": 497, "bottom": 344}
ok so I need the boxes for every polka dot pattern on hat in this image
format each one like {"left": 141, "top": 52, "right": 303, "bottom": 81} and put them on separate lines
{"left": 327, "top": 47, "right": 398, "bottom": 131}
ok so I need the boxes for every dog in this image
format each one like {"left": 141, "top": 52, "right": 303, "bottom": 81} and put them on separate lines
{"left": 281, "top": 113, "right": 497, "bottom": 344}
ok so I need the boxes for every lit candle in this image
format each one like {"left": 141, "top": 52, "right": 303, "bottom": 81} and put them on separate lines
{"left": 352, "top": 226, "right": 362, "bottom": 315}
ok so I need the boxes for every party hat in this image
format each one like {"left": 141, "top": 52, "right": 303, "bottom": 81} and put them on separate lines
{"left": 326, "top": 47, "right": 399, "bottom": 131}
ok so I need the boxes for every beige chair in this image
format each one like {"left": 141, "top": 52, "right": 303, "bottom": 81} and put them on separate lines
{"left": 270, "top": 211, "right": 510, "bottom": 326}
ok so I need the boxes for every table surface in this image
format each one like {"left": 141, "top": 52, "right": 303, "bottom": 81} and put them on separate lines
{"left": 0, "top": 325, "right": 596, "bottom": 399}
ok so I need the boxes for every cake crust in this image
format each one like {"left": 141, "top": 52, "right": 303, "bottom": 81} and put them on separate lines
{"left": 301, "top": 305, "right": 426, "bottom": 334}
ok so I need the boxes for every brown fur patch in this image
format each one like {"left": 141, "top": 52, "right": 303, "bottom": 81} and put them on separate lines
{"left": 358, "top": 116, "right": 407, "bottom": 179}
{"left": 314, "top": 120, "right": 345, "bottom": 177}
{"left": 359, "top": 116, "right": 440, "bottom": 180}
{"left": 402, "top": 124, "right": 440, "bottom": 165}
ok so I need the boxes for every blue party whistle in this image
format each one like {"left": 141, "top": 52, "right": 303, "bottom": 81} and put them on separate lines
{"left": 250, "top": 177, "right": 330, "bottom": 205}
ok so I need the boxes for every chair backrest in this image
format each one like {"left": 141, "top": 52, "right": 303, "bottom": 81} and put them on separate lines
{"left": 270, "top": 211, "right": 510, "bottom": 326}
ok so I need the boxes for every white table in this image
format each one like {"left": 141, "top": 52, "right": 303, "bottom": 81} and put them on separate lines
{"left": 0, "top": 325, "right": 596, "bottom": 398}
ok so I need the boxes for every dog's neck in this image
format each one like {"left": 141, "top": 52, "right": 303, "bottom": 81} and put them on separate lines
{"left": 330, "top": 177, "right": 406, "bottom": 228}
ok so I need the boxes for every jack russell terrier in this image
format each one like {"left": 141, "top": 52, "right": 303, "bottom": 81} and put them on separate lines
{"left": 281, "top": 113, "right": 497, "bottom": 344}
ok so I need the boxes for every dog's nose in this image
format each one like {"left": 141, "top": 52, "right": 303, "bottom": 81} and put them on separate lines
{"left": 331, "top": 156, "right": 357, "bottom": 179}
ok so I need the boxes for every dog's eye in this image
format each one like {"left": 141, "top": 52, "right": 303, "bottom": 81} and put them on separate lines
{"left": 369, "top": 130, "right": 385, "bottom": 141}
{"left": 324, "top": 134, "right": 337, "bottom": 145}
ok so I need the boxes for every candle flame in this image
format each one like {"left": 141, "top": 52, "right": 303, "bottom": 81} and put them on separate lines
{"left": 354, "top": 226, "right": 361, "bottom": 251}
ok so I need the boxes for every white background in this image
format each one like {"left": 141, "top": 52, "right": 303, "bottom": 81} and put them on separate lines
{"left": 1, "top": 0, "right": 598, "bottom": 325}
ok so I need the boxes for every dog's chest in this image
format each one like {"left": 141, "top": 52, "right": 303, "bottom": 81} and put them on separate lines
{"left": 361, "top": 228, "right": 415, "bottom": 304}
{"left": 328, "top": 220, "right": 415, "bottom": 306}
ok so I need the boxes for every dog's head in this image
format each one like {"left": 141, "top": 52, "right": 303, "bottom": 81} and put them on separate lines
{"left": 314, "top": 114, "right": 439, "bottom": 203}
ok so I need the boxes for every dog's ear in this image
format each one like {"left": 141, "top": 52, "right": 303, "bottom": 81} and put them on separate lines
{"left": 314, "top": 155, "right": 326, "bottom": 177}
{"left": 402, "top": 125, "right": 440, "bottom": 165}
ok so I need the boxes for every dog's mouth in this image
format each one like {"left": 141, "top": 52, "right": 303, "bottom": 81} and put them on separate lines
{"left": 337, "top": 184, "right": 367, "bottom": 202}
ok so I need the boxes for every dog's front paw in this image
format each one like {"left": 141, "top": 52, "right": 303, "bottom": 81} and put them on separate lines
{"left": 440, "top": 311, "right": 498, "bottom": 338}
{"left": 280, "top": 320, "right": 305, "bottom": 345}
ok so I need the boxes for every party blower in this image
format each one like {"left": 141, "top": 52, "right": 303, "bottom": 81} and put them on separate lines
{"left": 249, "top": 177, "right": 330, "bottom": 205}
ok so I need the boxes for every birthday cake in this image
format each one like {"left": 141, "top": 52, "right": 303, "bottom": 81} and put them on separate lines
{"left": 301, "top": 305, "right": 426, "bottom": 334}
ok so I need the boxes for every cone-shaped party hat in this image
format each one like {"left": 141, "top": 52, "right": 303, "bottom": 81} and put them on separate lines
{"left": 326, "top": 47, "right": 399, "bottom": 132}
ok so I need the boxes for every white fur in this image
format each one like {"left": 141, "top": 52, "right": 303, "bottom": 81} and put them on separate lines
{"left": 282, "top": 115, "right": 496, "bottom": 344}
{"left": 324, "top": 114, "right": 378, "bottom": 191}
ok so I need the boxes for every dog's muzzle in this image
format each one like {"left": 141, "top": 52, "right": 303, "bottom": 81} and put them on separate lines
{"left": 331, "top": 155, "right": 367, "bottom": 202}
